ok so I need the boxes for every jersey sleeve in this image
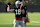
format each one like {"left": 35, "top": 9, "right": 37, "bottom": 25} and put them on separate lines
{"left": 25, "top": 6, "right": 27, "bottom": 10}
{"left": 22, "top": 6, "right": 24, "bottom": 9}
{"left": 22, "top": 6, "right": 27, "bottom": 10}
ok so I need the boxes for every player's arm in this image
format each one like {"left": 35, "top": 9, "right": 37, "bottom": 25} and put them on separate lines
{"left": 21, "top": 9, "right": 25, "bottom": 14}
{"left": 26, "top": 10, "right": 30, "bottom": 22}
{"left": 26, "top": 10, "right": 28, "bottom": 17}
{"left": 20, "top": 6, "right": 25, "bottom": 14}
{"left": 7, "top": 5, "right": 14, "bottom": 12}
{"left": 25, "top": 6, "right": 28, "bottom": 18}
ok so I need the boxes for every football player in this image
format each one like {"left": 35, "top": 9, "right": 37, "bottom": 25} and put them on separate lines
{"left": 20, "top": 1, "right": 30, "bottom": 27}
{"left": 7, "top": 1, "right": 25, "bottom": 27}
{"left": 6, "top": 2, "right": 11, "bottom": 12}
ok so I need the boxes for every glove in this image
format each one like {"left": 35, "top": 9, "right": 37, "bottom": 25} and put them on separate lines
{"left": 26, "top": 19, "right": 30, "bottom": 23}
{"left": 26, "top": 17, "right": 30, "bottom": 23}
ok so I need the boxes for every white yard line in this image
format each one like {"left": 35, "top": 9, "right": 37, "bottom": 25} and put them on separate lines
{"left": 30, "top": 21, "right": 40, "bottom": 23}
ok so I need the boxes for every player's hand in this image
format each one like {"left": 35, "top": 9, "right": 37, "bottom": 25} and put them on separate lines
{"left": 26, "top": 17, "right": 30, "bottom": 23}
{"left": 26, "top": 19, "right": 30, "bottom": 23}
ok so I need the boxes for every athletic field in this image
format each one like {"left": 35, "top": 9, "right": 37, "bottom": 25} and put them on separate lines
{"left": 0, "top": 12, "right": 40, "bottom": 27}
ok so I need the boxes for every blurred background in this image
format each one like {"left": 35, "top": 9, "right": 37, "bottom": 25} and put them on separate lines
{"left": 0, "top": 0, "right": 40, "bottom": 27}
{"left": 0, "top": 0, "right": 40, "bottom": 12}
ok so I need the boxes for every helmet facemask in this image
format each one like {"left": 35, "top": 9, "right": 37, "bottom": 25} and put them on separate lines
{"left": 16, "top": 4, "right": 21, "bottom": 7}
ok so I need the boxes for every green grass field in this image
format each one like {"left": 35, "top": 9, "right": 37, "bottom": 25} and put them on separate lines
{"left": 0, "top": 12, "right": 40, "bottom": 27}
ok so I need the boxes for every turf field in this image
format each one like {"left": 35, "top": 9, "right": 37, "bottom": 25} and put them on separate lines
{"left": 0, "top": 12, "right": 40, "bottom": 27}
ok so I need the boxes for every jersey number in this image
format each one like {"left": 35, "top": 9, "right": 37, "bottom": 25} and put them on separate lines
{"left": 15, "top": 9, "right": 21, "bottom": 15}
